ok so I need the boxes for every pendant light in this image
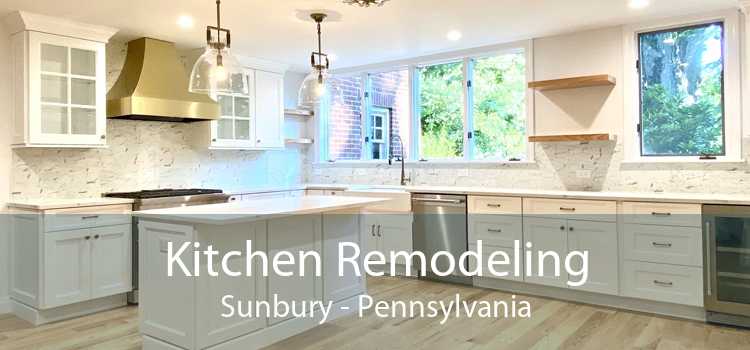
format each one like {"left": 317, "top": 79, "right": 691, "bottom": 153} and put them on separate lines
{"left": 189, "top": 0, "right": 247, "bottom": 97}
{"left": 298, "top": 13, "right": 337, "bottom": 107}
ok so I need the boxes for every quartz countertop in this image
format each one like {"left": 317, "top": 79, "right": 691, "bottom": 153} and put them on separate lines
{"left": 7, "top": 197, "right": 135, "bottom": 210}
{"left": 134, "top": 195, "right": 387, "bottom": 225}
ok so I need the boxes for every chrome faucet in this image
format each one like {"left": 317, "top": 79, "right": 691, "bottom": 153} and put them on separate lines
{"left": 389, "top": 135, "right": 411, "bottom": 186}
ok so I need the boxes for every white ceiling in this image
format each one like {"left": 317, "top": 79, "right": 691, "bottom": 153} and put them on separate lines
{"left": 0, "top": 0, "right": 739, "bottom": 72}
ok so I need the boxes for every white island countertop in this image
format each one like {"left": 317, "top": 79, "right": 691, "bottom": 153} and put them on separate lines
{"left": 134, "top": 195, "right": 388, "bottom": 225}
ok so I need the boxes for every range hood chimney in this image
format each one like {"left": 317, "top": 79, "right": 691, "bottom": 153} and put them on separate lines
{"left": 107, "top": 38, "right": 220, "bottom": 122}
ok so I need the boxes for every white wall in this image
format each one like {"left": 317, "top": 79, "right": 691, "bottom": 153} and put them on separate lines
{"left": 0, "top": 23, "right": 12, "bottom": 313}
{"left": 284, "top": 71, "right": 307, "bottom": 109}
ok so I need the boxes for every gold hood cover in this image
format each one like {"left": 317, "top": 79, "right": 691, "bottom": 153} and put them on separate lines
{"left": 107, "top": 38, "right": 220, "bottom": 122}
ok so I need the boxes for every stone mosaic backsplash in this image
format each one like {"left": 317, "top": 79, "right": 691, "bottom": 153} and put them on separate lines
{"left": 308, "top": 139, "right": 750, "bottom": 194}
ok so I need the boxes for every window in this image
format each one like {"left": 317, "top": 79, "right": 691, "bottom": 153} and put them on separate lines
{"left": 366, "top": 69, "right": 411, "bottom": 160}
{"left": 418, "top": 61, "right": 465, "bottom": 159}
{"left": 327, "top": 75, "right": 363, "bottom": 161}
{"left": 320, "top": 41, "right": 532, "bottom": 163}
{"left": 625, "top": 12, "right": 741, "bottom": 162}
{"left": 471, "top": 53, "right": 528, "bottom": 160}
{"left": 638, "top": 22, "right": 725, "bottom": 157}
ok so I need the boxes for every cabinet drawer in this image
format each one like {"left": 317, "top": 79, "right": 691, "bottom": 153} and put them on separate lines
{"left": 469, "top": 215, "right": 522, "bottom": 247}
{"left": 44, "top": 204, "right": 132, "bottom": 232}
{"left": 523, "top": 198, "right": 616, "bottom": 222}
{"left": 623, "top": 224, "right": 703, "bottom": 267}
{"left": 469, "top": 244, "right": 523, "bottom": 282}
{"left": 621, "top": 261, "right": 703, "bottom": 307}
{"left": 622, "top": 202, "right": 701, "bottom": 227}
{"left": 468, "top": 196, "right": 522, "bottom": 215}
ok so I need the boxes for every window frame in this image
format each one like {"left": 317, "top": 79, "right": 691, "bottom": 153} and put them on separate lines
{"left": 318, "top": 39, "right": 535, "bottom": 164}
{"left": 623, "top": 10, "right": 742, "bottom": 163}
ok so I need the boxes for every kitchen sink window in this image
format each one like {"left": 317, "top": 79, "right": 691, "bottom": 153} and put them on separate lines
{"left": 321, "top": 41, "right": 532, "bottom": 163}
{"left": 625, "top": 12, "right": 741, "bottom": 162}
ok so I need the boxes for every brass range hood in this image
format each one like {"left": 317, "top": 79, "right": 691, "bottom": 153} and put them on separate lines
{"left": 107, "top": 38, "right": 220, "bottom": 122}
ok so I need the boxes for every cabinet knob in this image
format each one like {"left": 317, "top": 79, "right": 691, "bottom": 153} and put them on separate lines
{"left": 85, "top": 236, "right": 91, "bottom": 240}
{"left": 100, "top": 135, "right": 106, "bottom": 140}
{"left": 257, "top": 139, "right": 262, "bottom": 143}
{"left": 94, "top": 234, "right": 100, "bottom": 239}
{"left": 569, "top": 227, "right": 574, "bottom": 232}
{"left": 212, "top": 138, "right": 217, "bottom": 142}
{"left": 560, "top": 226, "right": 565, "bottom": 231}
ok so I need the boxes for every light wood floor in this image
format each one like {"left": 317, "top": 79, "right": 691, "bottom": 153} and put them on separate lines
{"left": 2, "top": 277, "right": 750, "bottom": 350}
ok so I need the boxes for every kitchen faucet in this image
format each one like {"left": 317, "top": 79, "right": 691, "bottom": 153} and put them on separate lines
{"left": 389, "top": 135, "right": 411, "bottom": 186}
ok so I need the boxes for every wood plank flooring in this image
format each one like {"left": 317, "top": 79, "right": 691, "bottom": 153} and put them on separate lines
{"left": 1, "top": 277, "right": 749, "bottom": 349}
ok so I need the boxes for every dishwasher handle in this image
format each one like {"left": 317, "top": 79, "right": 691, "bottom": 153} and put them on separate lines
{"left": 413, "top": 198, "right": 465, "bottom": 205}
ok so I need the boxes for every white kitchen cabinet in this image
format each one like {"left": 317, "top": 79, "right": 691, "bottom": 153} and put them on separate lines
{"left": 43, "top": 228, "right": 92, "bottom": 308}
{"left": 323, "top": 212, "right": 365, "bottom": 303}
{"left": 523, "top": 217, "right": 618, "bottom": 295}
{"left": 9, "top": 202, "right": 132, "bottom": 325}
{"left": 209, "top": 69, "right": 284, "bottom": 150}
{"left": 90, "top": 224, "right": 132, "bottom": 298}
{"left": 567, "top": 220, "right": 618, "bottom": 295}
{"left": 42, "top": 224, "right": 131, "bottom": 309}
{"left": 211, "top": 70, "right": 256, "bottom": 149}
{"left": 5, "top": 12, "right": 116, "bottom": 148}
{"left": 523, "top": 217, "right": 569, "bottom": 288}
{"left": 363, "top": 214, "right": 413, "bottom": 267}
{"left": 254, "top": 70, "right": 285, "bottom": 149}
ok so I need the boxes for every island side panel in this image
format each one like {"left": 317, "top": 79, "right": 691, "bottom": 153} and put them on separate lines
{"left": 139, "top": 220, "right": 197, "bottom": 350}
{"left": 322, "top": 209, "right": 366, "bottom": 303}
{"left": 195, "top": 221, "right": 268, "bottom": 349}
{"left": 267, "top": 214, "right": 323, "bottom": 326}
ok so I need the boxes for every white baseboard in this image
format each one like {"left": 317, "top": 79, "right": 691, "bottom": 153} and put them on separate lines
{"left": 0, "top": 297, "right": 11, "bottom": 315}
{"left": 11, "top": 294, "right": 127, "bottom": 326}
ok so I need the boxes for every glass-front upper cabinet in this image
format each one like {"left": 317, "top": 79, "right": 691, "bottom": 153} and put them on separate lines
{"left": 210, "top": 70, "right": 256, "bottom": 149}
{"left": 7, "top": 12, "right": 115, "bottom": 148}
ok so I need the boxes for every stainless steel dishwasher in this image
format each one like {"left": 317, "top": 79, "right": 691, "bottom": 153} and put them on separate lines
{"left": 412, "top": 193, "right": 472, "bottom": 285}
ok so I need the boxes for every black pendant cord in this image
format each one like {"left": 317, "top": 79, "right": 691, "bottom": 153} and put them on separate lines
{"left": 216, "top": 0, "right": 221, "bottom": 33}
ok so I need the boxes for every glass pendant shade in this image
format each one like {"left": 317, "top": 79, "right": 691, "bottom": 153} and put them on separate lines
{"left": 189, "top": 47, "right": 248, "bottom": 96}
{"left": 298, "top": 70, "right": 341, "bottom": 108}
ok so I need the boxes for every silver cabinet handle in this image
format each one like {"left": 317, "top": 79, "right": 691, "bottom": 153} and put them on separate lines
{"left": 559, "top": 207, "right": 576, "bottom": 212}
{"left": 377, "top": 225, "right": 382, "bottom": 237}
{"left": 705, "top": 221, "right": 712, "bottom": 296}
{"left": 652, "top": 242, "right": 673, "bottom": 248}
{"left": 414, "top": 198, "right": 464, "bottom": 204}
{"left": 653, "top": 280, "right": 673, "bottom": 287}
{"left": 81, "top": 215, "right": 99, "bottom": 220}
{"left": 487, "top": 228, "right": 503, "bottom": 233}
{"left": 487, "top": 204, "right": 503, "bottom": 208}
{"left": 651, "top": 212, "right": 672, "bottom": 216}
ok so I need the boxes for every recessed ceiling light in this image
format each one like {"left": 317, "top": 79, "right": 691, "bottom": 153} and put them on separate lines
{"left": 177, "top": 15, "right": 194, "bottom": 29}
{"left": 628, "top": 0, "right": 650, "bottom": 9}
{"left": 446, "top": 30, "right": 462, "bottom": 41}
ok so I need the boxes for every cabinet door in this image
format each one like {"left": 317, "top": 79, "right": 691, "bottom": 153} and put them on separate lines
{"left": 254, "top": 70, "right": 284, "bottom": 149}
{"left": 29, "top": 32, "right": 106, "bottom": 146}
{"left": 567, "top": 220, "right": 618, "bottom": 295}
{"left": 43, "top": 229, "right": 92, "bottom": 308}
{"left": 90, "top": 224, "right": 132, "bottom": 299}
{"left": 523, "top": 217, "right": 568, "bottom": 288}
{"left": 468, "top": 214, "right": 523, "bottom": 248}
{"left": 379, "top": 214, "right": 413, "bottom": 266}
{"left": 323, "top": 212, "right": 365, "bottom": 302}
{"left": 210, "top": 70, "right": 256, "bottom": 149}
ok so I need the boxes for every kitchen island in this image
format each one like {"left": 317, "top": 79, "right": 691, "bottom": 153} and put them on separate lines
{"left": 135, "top": 196, "right": 387, "bottom": 350}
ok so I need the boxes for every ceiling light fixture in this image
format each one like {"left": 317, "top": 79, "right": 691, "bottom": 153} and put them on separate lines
{"left": 447, "top": 30, "right": 462, "bottom": 41}
{"left": 298, "top": 13, "right": 337, "bottom": 107}
{"left": 343, "top": 0, "right": 390, "bottom": 7}
{"left": 628, "top": 0, "right": 650, "bottom": 9}
{"left": 189, "top": 0, "right": 247, "bottom": 97}
{"left": 177, "top": 15, "right": 194, "bottom": 29}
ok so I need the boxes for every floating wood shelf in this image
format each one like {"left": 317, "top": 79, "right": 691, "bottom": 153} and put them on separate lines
{"left": 284, "top": 108, "right": 314, "bottom": 117}
{"left": 285, "top": 138, "right": 314, "bottom": 145}
{"left": 528, "top": 134, "right": 612, "bottom": 142}
{"left": 528, "top": 75, "right": 616, "bottom": 91}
